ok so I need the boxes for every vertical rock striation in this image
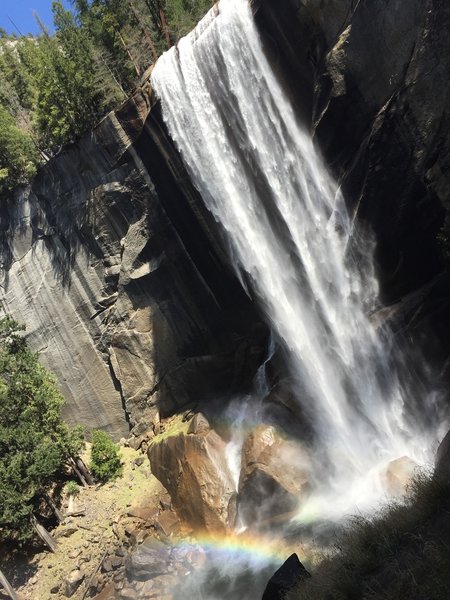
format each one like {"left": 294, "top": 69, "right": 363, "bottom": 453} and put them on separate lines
{"left": 0, "top": 84, "right": 266, "bottom": 438}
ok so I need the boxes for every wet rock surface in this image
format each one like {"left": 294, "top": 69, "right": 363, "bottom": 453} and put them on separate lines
{"left": 435, "top": 429, "right": 450, "bottom": 477}
{"left": 148, "top": 414, "right": 237, "bottom": 532}
{"left": 239, "top": 425, "right": 311, "bottom": 528}
{"left": 256, "top": 0, "right": 450, "bottom": 386}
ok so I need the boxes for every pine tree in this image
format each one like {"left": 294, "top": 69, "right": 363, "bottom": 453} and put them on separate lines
{"left": 0, "top": 317, "right": 84, "bottom": 542}
{"left": 0, "top": 104, "right": 39, "bottom": 195}
{"left": 90, "top": 430, "right": 122, "bottom": 483}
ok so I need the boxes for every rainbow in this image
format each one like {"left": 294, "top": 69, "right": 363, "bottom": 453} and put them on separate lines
{"left": 172, "top": 529, "right": 307, "bottom": 567}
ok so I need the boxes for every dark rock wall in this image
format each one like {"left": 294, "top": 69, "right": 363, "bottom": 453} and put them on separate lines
{"left": 255, "top": 0, "right": 450, "bottom": 377}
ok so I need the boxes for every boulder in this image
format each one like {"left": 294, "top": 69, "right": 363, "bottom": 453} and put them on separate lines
{"left": 238, "top": 426, "right": 310, "bottom": 529}
{"left": 125, "top": 540, "right": 171, "bottom": 581}
{"left": 156, "top": 511, "right": 181, "bottom": 536}
{"left": 435, "top": 429, "right": 450, "bottom": 477}
{"left": 383, "top": 456, "right": 417, "bottom": 496}
{"left": 65, "top": 568, "right": 85, "bottom": 597}
{"left": 187, "top": 412, "right": 211, "bottom": 435}
{"left": 148, "top": 426, "right": 236, "bottom": 532}
{"left": 262, "top": 553, "right": 311, "bottom": 600}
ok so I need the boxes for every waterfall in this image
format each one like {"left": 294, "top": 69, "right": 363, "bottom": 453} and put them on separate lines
{"left": 151, "top": 0, "right": 434, "bottom": 519}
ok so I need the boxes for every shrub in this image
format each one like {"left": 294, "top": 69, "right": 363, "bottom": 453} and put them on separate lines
{"left": 90, "top": 430, "right": 122, "bottom": 483}
{"left": 65, "top": 481, "right": 80, "bottom": 497}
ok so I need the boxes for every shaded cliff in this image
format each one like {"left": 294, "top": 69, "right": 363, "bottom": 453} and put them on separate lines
{"left": 0, "top": 81, "right": 267, "bottom": 439}
{"left": 255, "top": 0, "right": 450, "bottom": 380}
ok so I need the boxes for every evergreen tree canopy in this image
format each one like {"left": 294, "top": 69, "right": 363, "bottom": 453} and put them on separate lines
{"left": 90, "top": 429, "right": 122, "bottom": 483}
{"left": 0, "top": 317, "right": 84, "bottom": 543}
{"left": 0, "top": 0, "right": 215, "bottom": 196}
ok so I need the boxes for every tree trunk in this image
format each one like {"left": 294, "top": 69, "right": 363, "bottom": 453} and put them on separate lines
{"left": 75, "top": 457, "right": 95, "bottom": 486}
{"left": 117, "top": 30, "right": 141, "bottom": 76}
{"left": 0, "top": 570, "right": 20, "bottom": 600}
{"left": 67, "top": 494, "right": 75, "bottom": 515}
{"left": 128, "top": 0, "right": 159, "bottom": 62}
{"left": 159, "top": 8, "right": 171, "bottom": 49}
{"left": 44, "top": 492, "right": 64, "bottom": 523}
{"left": 68, "top": 457, "right": 88, "bottom": 488}
{"left": 32, "top": 516, "right": 58, "bottom": 553}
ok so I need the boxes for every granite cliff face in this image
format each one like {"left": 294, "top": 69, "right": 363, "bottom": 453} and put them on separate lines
{"left": 1, "top": 0, "right": 449, "bottom": 439}
{"left": 0, "top": 82, "right": 266, "bottom": 439}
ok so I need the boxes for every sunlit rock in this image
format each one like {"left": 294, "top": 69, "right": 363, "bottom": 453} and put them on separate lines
{"left": 148, "top": 421, "right": 236, "bottom": 532}
{"left": 187, "top": 412, "right": 210, "bottom": 435}
{"left": 64, "top": 568, "right": 85, "bottom": 597}
{"left": 238, "top": 425, "right": 310, "bottom": 529}
{"left": 382, "top": 456, "right": 417, "bottom": 497}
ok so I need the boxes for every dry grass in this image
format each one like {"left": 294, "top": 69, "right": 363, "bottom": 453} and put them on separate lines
{"left": 286, "top": 471, "right": 450, "bottom": 600}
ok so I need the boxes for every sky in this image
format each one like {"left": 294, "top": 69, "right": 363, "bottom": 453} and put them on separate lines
{"left": 0, "top": 0, "right": 72, "bottom": 36}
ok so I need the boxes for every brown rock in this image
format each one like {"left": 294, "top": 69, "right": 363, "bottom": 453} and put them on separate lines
{"left": 121, "top": 586, "right": 138, "bottom": 599}
{"left": 155, "top": 510, "right": 181, "bottom": 536}
{"left": 87, "top": 574, "right": 103, "bottom": 598}
{"left": 148, "top": 429, "right": 236, "bottom": 532}
{"left": 187, "top": 413, "right": 210, "bottom": 435}
{"left": 102, "top": 558, "right": 114, "bottom": 573}
{"left": 65, "top": 568, "right": 85, "bottom": 597}
{"left": 92, "top": 582, "right": 116, "bottom": 599}
{"left": 238, "top": 425, "right": 310, "bottom": 528}
{"left": 126, "top": 506, "right": 158, "bottom": 522}
{"left": 383, "top": 456, "right": 417, "bottom": 496}
{"left": 110, "top": 556, "right": 124, "bottom": 570}
{"left": 56, "top": 525, "right": 78, "bottom": 538}
{"left": 125, "top": 540, "right": 170, "bottom": 581}
{"left": 159, "top": 494, "right": 171, "bottom": 511}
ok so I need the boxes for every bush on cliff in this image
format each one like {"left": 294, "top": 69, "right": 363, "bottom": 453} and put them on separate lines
{"left": 0, "top": 104, "right": 39, "bottom": 194}
{"left": 0, "top": 317, "right": 84, "bottom": 543}
{"left": 286, "top": 470, "right": 450, "bottom": 600}
{"left": 90, "top": 429, "right": 123, "bottom": 483}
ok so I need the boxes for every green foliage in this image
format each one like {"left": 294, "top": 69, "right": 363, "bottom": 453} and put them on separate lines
{"left": 164, "top": 0, "right": 214, "bottom": 41}
{"left": 0, "top": 104, "right": 39, "bottom": 194}
{"left": 90, "top": 430, "right": 123, "bottom": 483}
{"left": 0, "top": 317, "right": 84, "bottom": 543}
{"left": 286, "top": 471, "right": 450, "bottom": 600}
{"left": 65, "top": 480, "right": 80, "bottom": 497}
{"left": 0, "top": 0, "right": 214, "bottom": 193}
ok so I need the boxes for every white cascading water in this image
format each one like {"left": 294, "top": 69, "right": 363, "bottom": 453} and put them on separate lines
{"left": 151, "top": 0, "right": 436, "bottom": 520}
